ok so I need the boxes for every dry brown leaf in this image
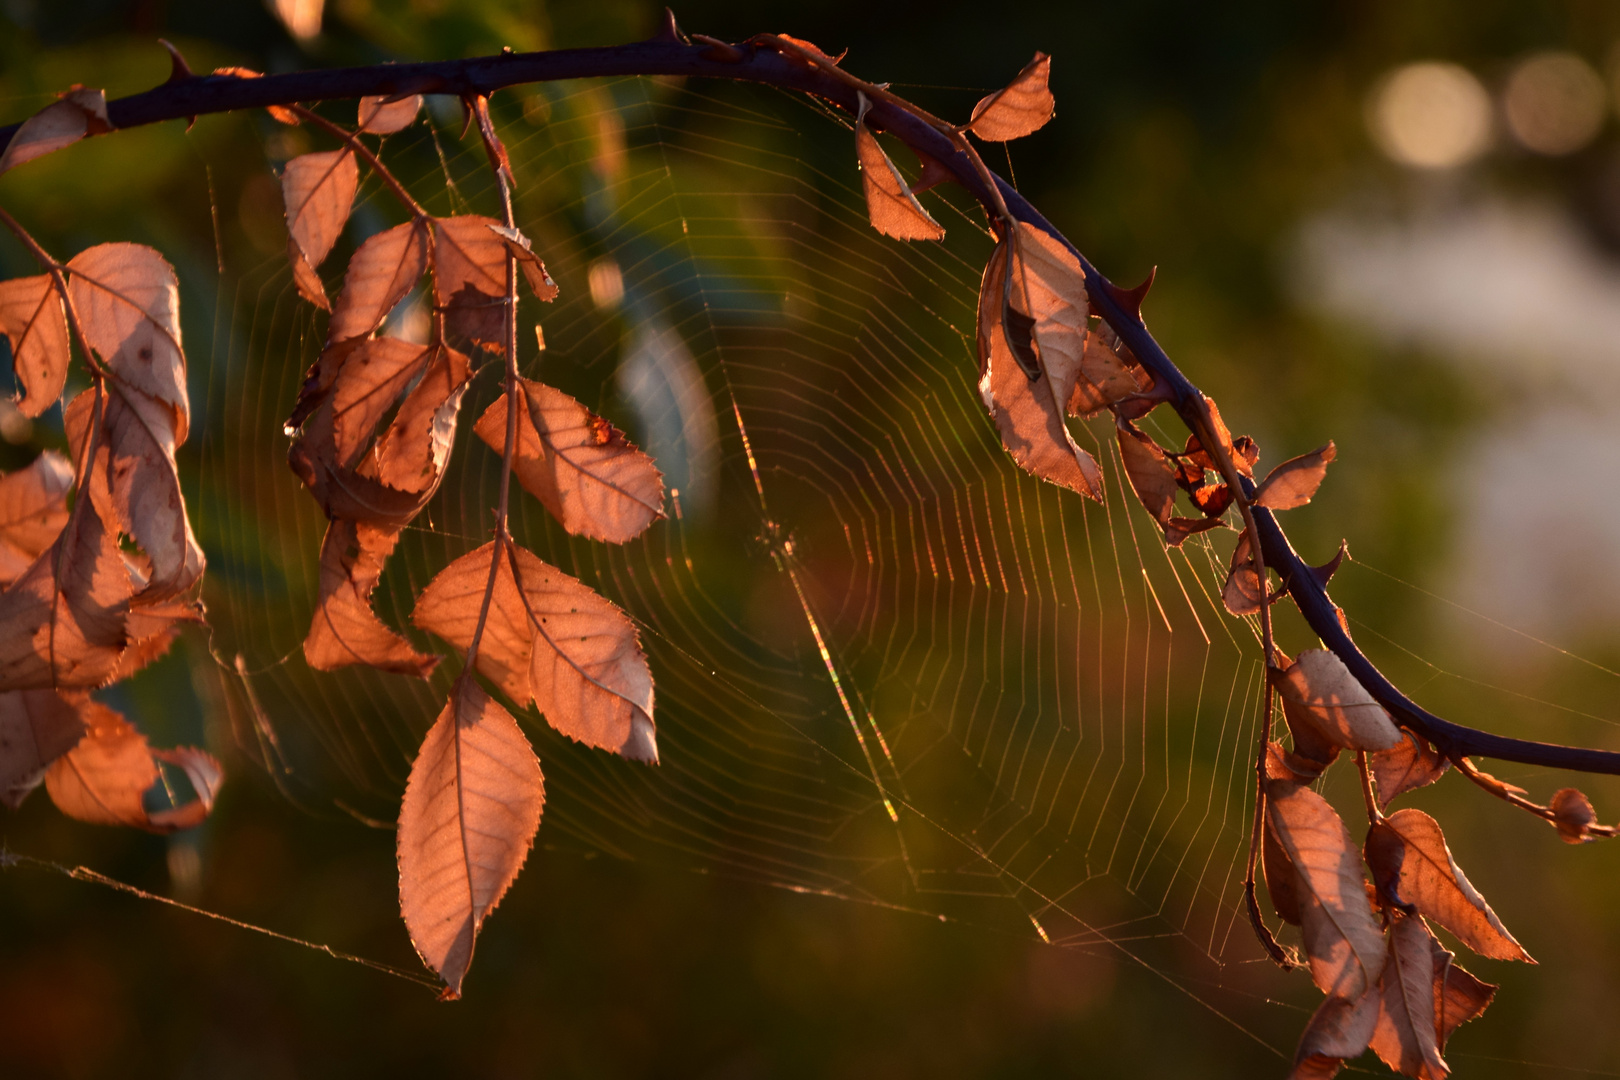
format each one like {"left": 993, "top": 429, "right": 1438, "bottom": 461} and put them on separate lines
{"left": 412, "top": 540, "right": 657, "bottom": 762}
{"left": 1201, "top": 397, "right": 1254, "bottom": 480}
{"left": 361, "top": 344, "right": 471, "bottom": 493}
{"left": 282, "top": 149, "right": 359, "bottom": 273}
{"left": 358, "top": 94, "right": 422, "bottom": 134}
{"left": 289, "top": 241, "right": 330, "bottom": 310}
{"left": 1254, "top": 443, "right": 1337, "bottom": 511}
{"left": 0, "top": 87, "right": 111, "bottom": 175}
{"left": 1287, "top": 987, "right": 1378, "bottom": 1080}
{"left": 975, "top": 228, "right": 1103, "bottom": 501}
{"left": 1428, "top": 936, "right": 1496, "bottom": 1050}
{"left": 66, "top": 243, "right": 190, "bottom": 440}
{"left": 0, "top": 688, "right": 85, "bottom": 808}
{"left": 327, "top": 220, "right": 429, "bottom": 345}
{"left": 0, "top": 496, "right": 132, "bottom": 690}
{"left": 1371, "top": 730, "right": 1450, "bottom": 809}
{"left": 1272, "top": 652, "right": 1343, "bottom": 771}
{"left": 1261, "top": 797, "right": 1303, "bottom": 925}
{"left": 305, "top": 519, "right": 436, "bottom": 677}
{"left": 486, "top": 224, "right": 559, "bottom": 302}
{"left": 967, "top": 53, "right": 1054, "bottom": 141}
{"left": 1221, "top": 528, "right": 1266, "bottom": 617}
{"left": 45, "top": 699, "right": 221, "bottom": 832}
{"left": 432, "top": 215, "right": 510, "bottom": 353}
{"left": 1266, "top": 779, "right": 1387, "bottom": 999}
{"left": 1373, "top": 808, "right": 1530, "bottom": 962}
{"left": 1067, "top": 324, "right": 1149, "bottom": 418}
{"left": 474, "top": 380, "right": 665, "bottom": 544}
{"left": 1370, "top": 914, "right": 1448, "bottom": 1080}
{"left": 854, "top": 94, "right": 944, "bottom": 242}
{"left": 397, "top": 678, "right": 544, "bottom": 999}
{"left": 328, "top": 337, "right": 436, "bottom": 466}
{"left": 1273, "top": 649, "right": 1401, "bottom": 753}
{"left": 0, "top": 451, "right": 73, "bottom": 585}
{"left": 1115, "top": 419, "right": 1179, "bottom": 529}
{"left": 111, "top": 594, "right": 204, "bottom": 682}
{"left": 1162, "top": 516, "right": 1223, "bottom": 547}
{"left": 0, "top": 274, "right": 71, "bottom": 417}
{"left": 65, "top": 387, "right": 205, "bottom": 601}
{"left": 1548, "top": 787, "right": 1614, "bottom": 843}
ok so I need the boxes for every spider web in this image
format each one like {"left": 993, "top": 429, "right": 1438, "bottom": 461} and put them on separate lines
{"left": 184, "top": 75, "right": 1620, "bottom": 1065}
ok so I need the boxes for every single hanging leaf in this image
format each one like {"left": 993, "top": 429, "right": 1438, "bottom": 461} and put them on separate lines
{"left": 0, "top": 87, "right": 111, "bottom": 175}
{"left": 1067, "top": 324, "right": 1150, "bottom": 418}
{"left": 1288, "top": 988, "right": 1378, "bottom": 1080}
{"left": 1272, "top": 649, "right": 1401, "bottom": 753}
{"left": 0, "top": 496, "right": 132, "bottom": 691}
{"left": 1115, "top": 419, "right": 1179, "bottom": 530}
{"left": 328, "top": 338, "right": 437, "bottom": 465}
{"left": 412, "top": 541, "right": 658, "bottom": 762}
{"left": 288, "top": 241, "right": 330, "bottom": 311}
{"left": 1371, "top": 730, "right": 1450, "bottom": 809}
{"left": 975, "top": 226, "right": 1103, "bottom": 501}
{"left": 967, "top": 53, "right": 1054, "bottom": 141}
{"left": 327, "top": 220, "right": 430, "bottom": 345}
{"left": 1427, "top": 936, "right": 1495, "bottom": 1050}
{"left": 1262, "top": 811, "right": 1302, "bottom": 925}
{"left": 1548, "top": 787, "right": 1615, "bottom": 843}
{"left": 1369, "top": 914, "right": 1448, "bottom": 1080}
{"left": 65, "top": 387, "right": 205, "bottom": 601}
{"left": 474, "top": 380, "right": 665, "bottom": 544}
{"left": 360, "top": 344, "right": 471, "bottom": 493}
{"left": 432, "top": 215, "right": 510, "bottom": 353}
{"left": 0, "top": 688, "right": 85, "bottom": 809}
{"left": 45, "top": 699, "right": 221, "bottom": 832}
{"left": 1272, "top": 652, "right": 1342, "bottom": 771}
{"left": 66, "top": 243, "right": 190, "bottom": 439}
{"left": 1254, "top": 443, "right": 1337, "bottom": 511}
{"left": 0, "top": 451, "right": 73, "bottom": 585}
{"left": 1221, "top": 528, "right": 1266, "bottom": 616}
{"left": 1199, "top": 397, "right": 1255, "bottom": 480}
{"left": 397, "top": 678, "right": 544, "bottom": 999}
{"left": 111, "top": 592, "right": 204, "bottom": 682}
{"left": 1370, "top": 808, "right": 1531, "bottom": 962}
{"left": 0, "top": 274, "right": 71, "bottom": 417}
{"left": 281, "top": 149, "right": 359, "bottom": 270}
{"left": 305, "top": 519, "right": 437, "bottom": 677}
{"left": 853, "top": 93, "right": 945, "bottom": 241}
{"left": 1266, "top": 779, "right": 1387, "bottom": 999}
{"left": 358, "top": 94, "right": 422, "bottom": 134}
{"left": 486, "top": 224, "right": 560, "bottom": 302}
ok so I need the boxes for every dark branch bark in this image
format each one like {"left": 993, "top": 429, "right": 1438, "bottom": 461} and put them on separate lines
{"left": 6, "top": 31, "right": 1617, "bottom": 777}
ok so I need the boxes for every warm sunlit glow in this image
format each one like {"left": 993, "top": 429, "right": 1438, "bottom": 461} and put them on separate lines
{"left": 1368, "top": 62, "right": 1492, "bottom": 169}
{"left": 587, "top": 258, "right": 625, "bottom": 309}
{"left": 1503, "top": 52, "right": 1607, "bottom": 155}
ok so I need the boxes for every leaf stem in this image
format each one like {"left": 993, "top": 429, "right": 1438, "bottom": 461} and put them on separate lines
{"left": 287, "top": 104, "right": 429, "bottom": 221}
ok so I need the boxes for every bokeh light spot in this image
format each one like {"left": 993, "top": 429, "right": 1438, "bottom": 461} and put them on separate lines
{"left": 1503, "top": 52, "right": 1607, "bottom": 155}
{"left": 1368, "top": 62, "right": 1492, "bottom": 169}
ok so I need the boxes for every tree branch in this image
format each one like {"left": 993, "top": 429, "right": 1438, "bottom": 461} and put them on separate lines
{"left": 7, "top": 29, "right": 1617, "bottom": 776}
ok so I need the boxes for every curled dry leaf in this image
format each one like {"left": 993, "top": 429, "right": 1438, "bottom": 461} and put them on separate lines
{"left": 474, "top": 379, "right": 665, "bottom": 544}
{"left": 0, "top": 689, "right": 85, "bottom": 809}
{"left": 359, "top": 344, "right": 471, "bottom": 493}
{"left": 326, "top": 220, "right": 430, "bottom": 345}
{"left": 432, "top": 215, "right": 511, "bottom": 353}
{"left": 0, "top": 87, "right": 110, "bottom": 175}
{"left": 1369, "top": 913, "right": 1448, "bottom": 1080}
{"left": 0, "top": 451, "right": 73, "bottom": 585}
{"left": 1288, "top": 988, "right": 1378, "bottom": 1080}
{"left": 976, "top": 225, "right": 1103, "bottom": 501}
{"left": 1428, "top": 935, "right": 1496, "bottom": 1051}
{"left": 1199, "top": 397, "right": 1254, "bottom": 480}
{"left": 1272, "top": 652, "right": 1343, "bottom": 771}
{"left": 305, "top": 519, "right": 436, "bottom": 677}
{"left": 486, "top": 224, "right": 559, "bottom": 301}
{"left": 1115, "top": 419, "right": 1178, "bottom": 529}
{"left": 358, "top": 94, "right": 422, "bottom": 134}
{"left": 1221, "top": 528, "right": 1266, "bottom": 617}
{"left": 1370, "top": 808, "right": 1531, "bottom": 962}
{"left": 1067, "top": 323, "right": 1149, "bottom": 417}
{"left": 1371, "top": 730, "right": 1450, "bottom": 809}
{"left": 329, "top": 338, "right": 439, "bottom": 466}
{"left": 65, "top": 387, "right": 205, "bottom": 601}
{"left": 1266, "top": 779, "right": 1387, "bottom": 999}
{"left": 397, "top": 678, "right": 544, "bottom": 999}
{"left": 1254, "top": 443, "right": 1337, "bottom": 512}
{"left": 0, "top": 274, "right": 71, "bottom": 417}
{"left": 282, "top": 149, "right": 359, "bottom": 308}
{"left": 967, "top": 52, "right": 1054, "bottom": 141}
{"left": 45, "top": 699, "right": 221, "bottom": 832}
{"left": 1272, "top": 649, "right": 1401, "bottom": 753}
{"left": 111, "top": 593, "right": 204, "bottom": 683}
{"left": 412, "top": 540, "right": 658, "bottom": 763}
{"left": 1549, "top": 787, "right": 1615, "bottom": 843}
{"left": 854, "top": 93, "right": 944, "bottom": 242}
{"left": 0, "top": 496, "right": 132, "bottom": 691}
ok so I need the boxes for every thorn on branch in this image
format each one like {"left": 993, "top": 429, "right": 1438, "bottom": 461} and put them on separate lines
{"left": 653, "top": 8, "right": 686, "bottom": 43}
{"left": 1096, "top": 268, "right": 1156, "bottom": 323}
{"left": 158, "top": 39, "right": 194, "bottom": 82}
